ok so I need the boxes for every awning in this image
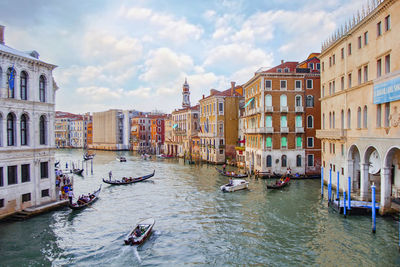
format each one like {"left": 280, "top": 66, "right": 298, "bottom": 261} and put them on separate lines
{"left": 244, "top": 97, "right": 254, "bottom": 108}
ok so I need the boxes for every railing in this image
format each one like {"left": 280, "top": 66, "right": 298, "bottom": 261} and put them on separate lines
{"left": 316, "top": 129, "right": 347, "bottom": 139}
{"left": 265, "top": 106, "right": 273, "bottom": 112}
{"left": 295, "top": 127, "right": 304, "bottom": 133}
{"left": 280, "top": 106, "right": 288, "bottom": 112}
{"left": 295, "top": 106, "right": 304, "bottom": 112}
{"left": 281, "top": 127, "right": 289, "bottom": 133}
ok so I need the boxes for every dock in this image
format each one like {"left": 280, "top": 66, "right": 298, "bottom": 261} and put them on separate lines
{"left": 2, "top": 200, "right": 69, "bottom": 221}
{"left": 329, "top": 199, "right": 380, "bottom": 215}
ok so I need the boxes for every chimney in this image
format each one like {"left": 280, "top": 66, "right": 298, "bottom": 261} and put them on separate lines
{"left": 231, "top": 81, "right": 236, "bottom": 96}
{"left": 0, "top": 25, "right": 4, "bottom": 45}
{"left": 281, "top": 60, "right": 284, "bottom": 64}
{"left": 202, "top": 94, "right": 205, "bottom": 99}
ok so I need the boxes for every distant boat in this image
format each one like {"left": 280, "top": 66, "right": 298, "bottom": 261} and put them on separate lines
{"left": 102, "top": 170, "right": 155, "bottom": 185}
{"left": 266, "top": 177, "right": 290, "bottom": 189}
{"left": 124, "top": 218, "right": 155, "bottom": 245}
{"left": 141, "top": 154, "right": 151, "bottom": 160}
{"left": 71, "top": 168, "right": 84, "bottom": 175}
{"left": 215, "top": 167, "right": 248, "bottom": 178}
{"left": 220, "top": 179, "right": 249, "bottom": 192}
{"left": 69, "top": 185, "right": 101, "bottom": 210}
{"left": 116, "top": 156, "right": 127, "bottom": 162}
{"left": 83, "top": 153, "right": 95, "bottom": 160}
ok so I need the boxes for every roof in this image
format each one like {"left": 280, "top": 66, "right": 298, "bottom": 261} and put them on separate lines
{"left": 261, "top": 61, "right": 298, "bottom": 73}
{"left": 0, "top": 43, "right": 56, "bottom": 68}
{"left": 55, "top": 111, "right": 83, "bottom": 120}
{"left": 200, "top": 85, "right": 243, "bottom": 101}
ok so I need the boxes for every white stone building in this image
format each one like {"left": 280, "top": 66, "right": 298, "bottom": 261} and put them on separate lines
{"left": 0, "top": 26, "right": 58, "bottom": 218}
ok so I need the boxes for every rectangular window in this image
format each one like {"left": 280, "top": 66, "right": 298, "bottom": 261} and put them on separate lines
{"left": 22, "top": 193, "right": 31, "bottom": 202}
{"left": 348, "top": 43, "right": 352, "bottom": 55}
{"left": 277, "top": 68, "right": 282, "bottom": 73}
{"left": 358, "top": 68, "right": 362, "bottom": 85}
{"left": 40, "top": 162, "right": 48, "bottom": 179}
{"left": 219, "top": 102, "right": 224, "bottom": 113}
{"left": 281, "top": 116, "right": 287, "bottom": 127}
{"left": 307, "top": 155, "right": 314, "bottom": 167}
{"left": 306, "top": 79, "right": 313, "bottom": 89}
{"left": 265, "top": 80, "right": 272, "bottom": 90}
{"left": 266, "top": 116, "right": 272, "bottom": 127}
{"left": 332, "top": 55, "right": 335, "bottom": 65}
{"left": 332, "top": 81, "right": 335, "bottom": 93}
{"left": 41, "top": 189, "right": 49, "bottom": 197}
{"left": 295, "top": 80, "right": 302, "bottom": 90}
{"left": 21, "top": 164, "right": 30, "bottom": 183}
{"left": 0, "top": 199, "right": 4, "bottom": 208}
{"left": 266, "top": 137, "right": 272, "bottom": 148}
{"left": 341, "top": 48, "right": 344, "bottom": 59}
{"left": 341, "top": 76, "right": 345, "bottom": 90}
{"left": 7, "top": 165, "right": 17, "bottom": 185}
{"left": 341, "top": 144, "right": 344, "bottom": 156}
{"left": 322, "top": 85, "right": 325, "bottom": 97}
{"left": 358, "top": 36, "right": 362, "bottom": 49}
{"left": 377, "top": 104, "right": 382, "bottom": 127}
{"left": 309, "top": 63, "right": 314, "bottom": 69}
{"left": 385, "top": 103, "right": 390, "bottom": 127}
{"left": 385, "top": 15, "right": 391, "bottom": 31}
{"left": 377, "top": 59, "right": 382, "bottom": 77}
{"left": 316, "top": 63, "right": 320, "bottom": 70}
{"left": 329, "top": 57, "right": 332, "bottom": 67}
{"left": 0, "top": 167, "right": 3, "bottom": 187}
{"left": 307, "top": 137, "right": 314, "bottom": 148}
{"left": 377, "top": 21, "right": 382, "bottom": 36}
{"left": 322, "top": 62, "right": 324, "bottom": 71}
{"left": 385, "top": 54, "right": 390, "bottom": 74}
{"left": 296, "top": 137, "right": 302, "bottom": 148}
{"left": 296, "top": 116, "right": 302, "bottom": 127}
{"left": 281, "top": 137, "right": 287, "bottom": 148}
{"left": 364, "top": 65, "right": 368, "bottom": 82}
{"left": 364, "top": 31, "right": 368, "bottom": 45}
{"left": 348, "top": 73, "right": 352, "bottom": 88}
{"left": 280, "top": 80, "right": 287, "bottom": 90}
{"left": 266, "top": 156, "right": 272, "bottom": 167}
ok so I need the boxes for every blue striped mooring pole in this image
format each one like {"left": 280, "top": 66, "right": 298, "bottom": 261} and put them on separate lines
{"left": 328, "top": 169, "right": 332, "bottom": 202}
{"left": 336, "top": 171, "right": 340, "bottom": 200}
{"left": 343, "top": 191, "right": 347, "bottom": 218}
{"left": 321, "top": 167, "right": 324, "bottom": 197}
{"left": 372, "top": 184, "right": 376, "bottom": 233}
{"left": 348, "top": 176, "right": 351, "bottom": 210}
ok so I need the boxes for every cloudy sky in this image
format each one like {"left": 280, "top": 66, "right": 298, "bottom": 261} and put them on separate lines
{"left": 0, "top": 0, "right": 365, "bottom": 114}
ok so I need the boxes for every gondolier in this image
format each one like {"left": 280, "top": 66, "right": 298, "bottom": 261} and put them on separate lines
{"left": 68, "top": 190, "right": 74, "bottom": 204}
{"left": 109, "top": 170, "right": 112, "bottom": 181}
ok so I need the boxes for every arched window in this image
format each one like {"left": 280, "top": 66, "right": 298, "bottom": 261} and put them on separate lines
{"left": 0, "top": 114, "right": 3, "bottom": 147}
{"left": 7, "top": 113, "right": 15, "bottom": 146}
{"left": 329, "top": 112, "right": 332, "bottom": 128}
{"left": 332, "top": 111, "right": 335, "bottom": 128}
{"left": 295, "top": 95, "right": 302, "bottom": 107}
{"left": 341, "top": 110, "right": 344, "bottom": 129}
{"left": 39, "top": 75, "right": 46, "bottom": 102}
{"left": 20, "top": 71, "right": 28, "bottom": 100}
{"left": 306, "top": 95, "right": 314, "bottom": 107}
{"left": 357, "top": 107, "right": 361, "bottom": 128}
{"left": 266, "top": 155, "right": 272, "bottom": 167}
{"left": 39, "top": 115, "right": 46, "bottom": 145}
{"left": 296, "top": 155, "right": 302, "bottom": 167}
{"left": 7, "top": 68, "right": 16, "bottom": 98}
{"left": 280, "top": 94, "right": 287, "bottom": 107}
{"left": 265, "top": 94, "right": 272, "bottom": 106}
{"left": 281, "top": 155, "right": 287, "bottom": 167}
{"left": 281, "top": 137, "right": 287, "bottom": 148}
{"left": 266, "top": 137, "right": 272, "bottom": 149}
{"left": 322, "top": 113, "right": 325, "bottom": 129}
{"left": 363, "top": 106, "right": 368, "bottom": 128}
{"left": 347, "top": 109, "right": 351, "bottom": 129}
{"left": 21, "top": 114, "right": 28, "bottom": 146}
{"left": 307, "top": 115, "right": 314, "bottom": 128}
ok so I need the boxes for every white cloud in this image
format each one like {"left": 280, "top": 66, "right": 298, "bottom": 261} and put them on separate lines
{"left": 76, "top": 86, "right": 122, "bottom": 101}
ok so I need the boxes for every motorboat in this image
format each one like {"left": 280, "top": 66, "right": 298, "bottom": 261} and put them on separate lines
{"left": 220, "top": 179, "right": 249, "bottom": 192}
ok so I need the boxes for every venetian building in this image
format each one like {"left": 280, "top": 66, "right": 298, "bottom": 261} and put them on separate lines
{"left": 243, "top": 54, "right": 321, "bottom": 175}
{"left": 0, "top": 26, "right": 58, "bottom": 218}
{"left": 317, "top": 0, "right": 400, "bottom": 214}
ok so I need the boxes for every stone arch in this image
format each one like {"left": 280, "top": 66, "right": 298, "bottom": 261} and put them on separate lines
{"left": 384, "top": 146, "right": 400, "bottom": 198}
{"left": 347, "top": 144, "right": 361, "bottom": 193}
{"left": 363, "top": 146, "right": 382, "bottom": 200}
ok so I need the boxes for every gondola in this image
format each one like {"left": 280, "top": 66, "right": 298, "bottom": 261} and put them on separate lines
{"left": 69, "top": 185, "right": 101, "bottom": 210}
{"left": 266, "top": 177, "right": 290, "bottom": 189}
{"left": 83, "top": 153, "right": 95, "bottom": 161}
{"left": 255, "top": 171, "right": 281, "bottom": 179}
{"left": 102, "top": 170, "right": 155, "bottom": 185}
{"left": 215, "top": 167, "right": 248, "bottom": 178}
{"left": 124, "top": 218, "right": 155, "bottom": 245}
{"left": 116, "top": 156, "right": 127, "bottom": 162}
{"left": 71, "top": 168, "right": 84, "bottom": 175}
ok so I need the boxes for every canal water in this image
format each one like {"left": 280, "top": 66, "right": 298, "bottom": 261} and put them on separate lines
{"left": 1, "top": 149, "right": 400, "bottom": 266}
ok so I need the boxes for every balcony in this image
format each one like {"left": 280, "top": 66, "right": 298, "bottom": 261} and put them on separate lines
{"left": 174, "top": 129, "right": 187, "bottom": 136}
{"left": 245, "top": 128, "right": 258, "bottom": 134}
{"left": 280, "top": 106, "right": 288, "bottom": 113}
{"left": 265, "top": 106, "right": 273, "bottom": 112}
{"left": 281, "top": 127, "right": 289, "bottom": 133}
{"left": 316, "top": 129, "right": 347, "bottom": 140}
{"left": 245, "top": 107, "right": 262, "bottom": 116}
{"left": 295, "top": 106, "right": 304, "bottom": 113}
{"left": 295, "top": 127, "right": 304, "bottom": 133}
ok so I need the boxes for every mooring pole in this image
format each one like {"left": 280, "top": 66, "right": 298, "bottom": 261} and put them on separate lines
{"left": 372, "top": 184, "right": 376, "bottom": 233}
{"left": 348, "top": 176, "right": 351, "bottom": 210}
{"left": 91, "top": 159, "right": 93, "bottom": 175}
{"left": 343, "top": 191, "right": 347, "bottom": 218}
{"left": 321, "top": 167, "right": 324, "bottom": 197}
{"left": 336, "top": 171, "right": 340, "bottom": 200}
{"left": 328, "top": 169, "right": 332, "bottom": 202}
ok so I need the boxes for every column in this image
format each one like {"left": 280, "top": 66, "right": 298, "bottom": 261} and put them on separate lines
{"left": 360, "top": 163, "right": 369, "bottom": 201}
{"left": 380, "top": 167, "right": 392, "bottom": 215}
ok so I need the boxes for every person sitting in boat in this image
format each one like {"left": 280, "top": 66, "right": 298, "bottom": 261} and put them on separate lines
{"left": 134, "top": 227, "right": 141, "bottom": 237}
{"left": 222, "top": 164, "right": 226, "bottom": 172}
{"left": 286, "top": 167, "right": 292, "bottom": 176}
{"left": 228, "top": 178, "right": 233, "bottom": 186}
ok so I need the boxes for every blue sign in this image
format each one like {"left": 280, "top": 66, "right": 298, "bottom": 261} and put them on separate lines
{"left": 373, "top": 76, "right": 400, "bottom": 104}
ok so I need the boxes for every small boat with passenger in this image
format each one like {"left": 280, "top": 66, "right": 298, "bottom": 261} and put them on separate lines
{"left": 220, "top": 179, "right": 249, "bottom": 192}
{"left": 266, "top": 176, "right": 290, "bottom": 189}
{"left": 83, "top": 152, "right": 96, "bottom": 161}
{"left": 116, "top": 156, "right": 127, "bottom": 162}
{"left": 71, "top": 168, "right": 84, "bottom": 175}
{"left": 124, "top": 218, "right": 155, "bottom": 245}
{"left": 215, "top": 167, "right": 248, "bottom": 178}
{"left": 102, "top": 170, "right": 155, "bottom": 185}
{"left": 69, "top": 185, "right": 102, "bottom": 210}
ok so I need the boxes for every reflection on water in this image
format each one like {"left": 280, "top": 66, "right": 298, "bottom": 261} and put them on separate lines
{"left": 0, "top": 149, "right": 400, "bottom": 266}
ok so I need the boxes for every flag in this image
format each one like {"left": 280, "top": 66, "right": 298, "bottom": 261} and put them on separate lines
{"left": 244, "top": 97, "right": 254, "bottom": 108}
{"left": 172, "top": 123, "right": 178, "bottom": 129}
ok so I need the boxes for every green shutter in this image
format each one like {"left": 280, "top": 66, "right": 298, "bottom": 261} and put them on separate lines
{"left": 281, "top": 137, "right": 287, "bottom": 147}
{"left": 266, "top": 116, "right": 272, "bottom": 127}
{"left": 296, "top": 137, "right": 302, "bottom": 147}
{"left": 266, "top": 137, "right": 272, "bottom": 147}
{"left": 296, "top": 116, "right": 302, "bottom": 127}
{"left": 281, "top": 116, "right": 287, "bottom": 127}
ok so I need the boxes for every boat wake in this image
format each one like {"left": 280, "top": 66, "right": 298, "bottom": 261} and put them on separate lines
{"left": 132, "top": 245, "right": 142, "bottom": 263}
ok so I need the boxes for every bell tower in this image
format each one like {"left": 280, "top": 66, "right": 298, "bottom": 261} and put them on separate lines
{"left": 182, "top": 78, "right": 190, "bottom": 108}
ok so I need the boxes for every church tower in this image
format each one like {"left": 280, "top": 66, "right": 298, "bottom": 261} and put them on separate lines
{"left": 182, "top": 78, "right": 190, "bottom": 108}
